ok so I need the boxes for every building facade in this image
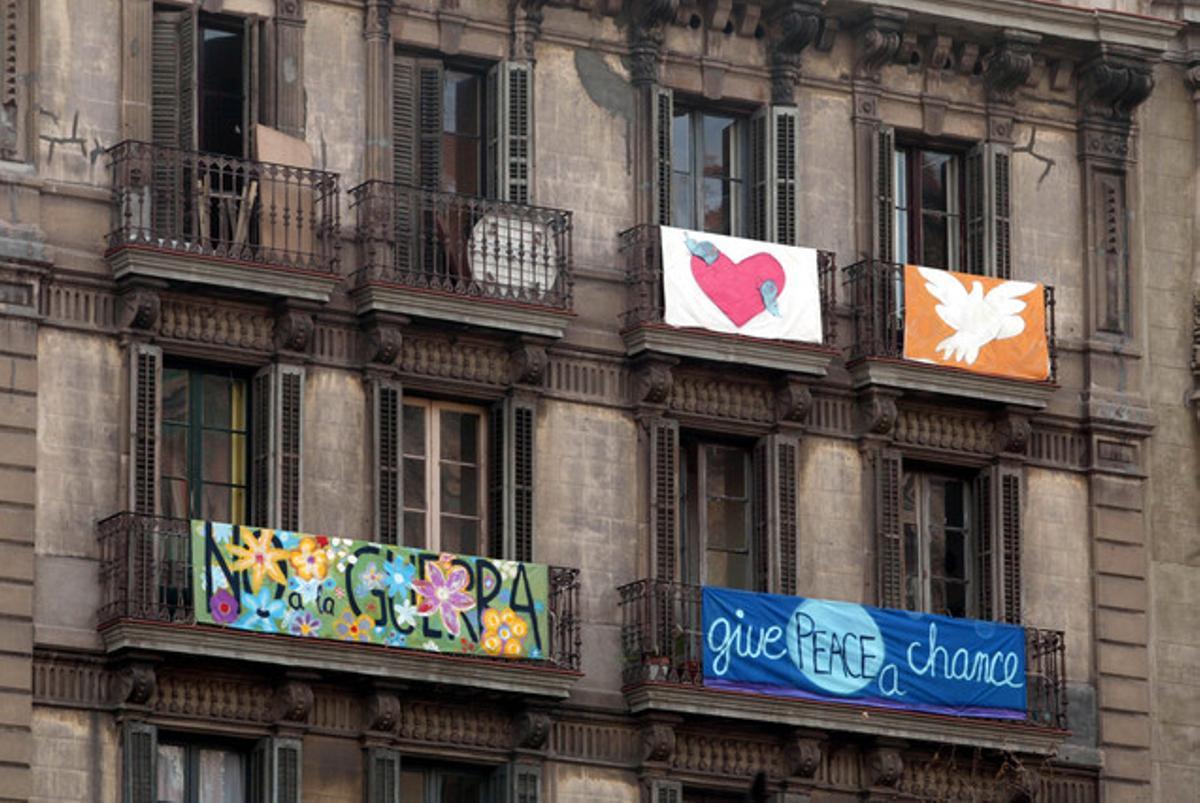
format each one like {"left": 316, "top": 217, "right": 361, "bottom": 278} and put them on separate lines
{"left": 1, "top": 0, "right": 1198, "bottom": 800}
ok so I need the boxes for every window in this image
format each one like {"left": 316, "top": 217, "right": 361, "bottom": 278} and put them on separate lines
{"left": 681, "top": 438, "right": 757, "bottom": 591}
{"left": 401, "top": 765, "right": 490, "bottom": 803}
{"left": 901, "top": 471, "right": 973, "bottom": 618}
{"left": 440, "top": 69, "right": 485, "bottom": 195}
{"left": 671, "top": 108, "right": 746, "bottom": 235}
{"left": 402, "top": 399, "right": 487, "bottom": 556}
{"left": 197, "top": 16, "right": 247, "bottom": 157}
{"left": 156, "top": 740, "right": 250, "bottom": 803}
{"left": 894, "top": 146, "right": 962, "bottom": 271}
{"left": 161, "top": 366, "right": 249, "bottom": 524}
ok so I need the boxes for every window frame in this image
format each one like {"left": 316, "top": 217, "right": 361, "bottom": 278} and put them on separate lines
{"left": 900, "top": 467, "right": 976, "bottom": 619}
{"left": 155, "top": 735, "right": 254, "bottom": 803}
{"left": 160, "top": 363, "right": 252, "bottom": 525}
{"left": 438, "top": 65, "right": 487, "bottom": 196}
{"left": 680, "top": 435, "right": 757, "bottom": 591}
{"left": 894, "top": 143, "right": 966, "bottom": 271}
{"left": 670, "top": 104, "right": 749, "bottom": 236}
{"left": 195, "top": 11, "right": 249, "bottom": 158}
{"left": 401, "top": 397, "right": 489, "bottom": 556}
{"left": 400, "top": 763, "right": 492, "bottom": 803}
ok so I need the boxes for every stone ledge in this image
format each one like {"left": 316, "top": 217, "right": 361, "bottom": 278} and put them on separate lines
{"left": 107, "top": 245, "right": 340, "bottom": 304}
{"left": 623, "top": 324, "right": 836, "bottom": 377}
{"left": 848, "top": 357, "right": 1057, "bottom": 409}
{"left": 102, "top": 620, "right": 582, "bottom": 701}
{"left": 352, "top": 282, "right": 573, "bottom": 339}
{"left": 624, "top": 682, "right": 1069, "bottom": 756}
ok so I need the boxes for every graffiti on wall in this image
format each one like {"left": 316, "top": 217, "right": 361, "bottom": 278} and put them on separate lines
{"left": 192, "top": 520, "right": 548, "bottom": 659}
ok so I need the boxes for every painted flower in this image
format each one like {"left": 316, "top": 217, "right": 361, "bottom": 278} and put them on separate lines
{"left": 334, "top": 611, "right": 373, "bottom": 643}
{"left": 412, "top": 561, "right": 476, "bottom": 638}
{"left": 289, "top": 611, "right": 322, "bottom": 638}
{"left": 225, "top": 528, "right": 289, "bottom": 593}
{"left": 385, "top": 630, "right": 407, "bottom": 648}
{"left": 480, "top": 607, "right": 529, "bottom": 657}
{"left": 382, "top": 558, "right": 416, "bottom": 597}
{"left": 360, "top": 562, "right": 385, "bottom": 591}
{"left": 236, "top": 588, "right": 285, "bottom": 633}
{"left": 288, "top": 537, "right": 328, "bottom": 581}
{"left": 208, "top": 588, "right": 239, "bottom": 624}
{"left": 288, "top": 575, "right": 323, "bottom": 606}
{"left": 392, "top": 599, "right": 419, "bottom": 629}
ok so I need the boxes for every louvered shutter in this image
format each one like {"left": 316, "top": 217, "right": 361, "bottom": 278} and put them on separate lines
{"left": 649, "top": 779, "right": 682, "bottom": 803}
{"left": 372, "top": 380, "right": 403, "bottom": 545}
{"left": 150, "top": 8, "right": 195, "bottom": 234}
{"left": 775, "top": 435, "right": 799, "bottom": 596}
{"left": 487, "top": 61, "right": 533, "bottom": 204}
{"left": 648, "top": 417, "right": 680, "bottom": 581}
{"left": 748, "top": 107, "right": 800, "bottom": 245}
{"left": 651, "top": 86, "right": 673, "bottom": 226}
{"left": 122, "top": 721, "right": 157, "bottom": 803}
{"left": 129, "top": 344, "right": 161, "bottom": 515}
{"left": 973, "top": 468, "right": 995, "bottom": 620}
{"left": 873, "top": 448, "right": 904, "bottom": 609}
{"left": 751, "top": 439, "right": 770, "bottom": 591}
{"left": 871, "top": 125, "right": 896, "bottom": 262}
{"left": 494, "top": 762, "right": 542, "bottom": 803}
{"left": 391, "top": 55, "right": 418, "bottom": 187}
{"left": 751, "top": 434, "right": 800, "bottom": 595}
{"left": 997, "top": 463, "right": 1023, "bottom": 624}
{"left": 487, "top": 397, "right": 536, "bottom": 561}
{"left": 964, "top": 142, "right": 1013, "bottom": 278}
{"left": 417, "top": 60, "right": 444, "bottom": 191}
{"left": 255, "top": 737, "right": 302, "bottom": 803}
{"left": 748, "top": 109, "right": 768, "bottom": 241}
{"left": 250, "top": 365, "right": 305, "bottom": 530}
{"left": 365, "top": 747, "right": 401, "bottom": 803}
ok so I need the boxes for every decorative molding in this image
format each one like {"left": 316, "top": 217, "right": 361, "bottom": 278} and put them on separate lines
{"left": 511, "top": 0, "right": 549, "bottom": 60}
{"left": 785, "top": 734, "right": 822, "bottom": 778}
{"left": 399, "top": 335, "right": 510, "bottom": 387}
{"left": 44, "top": 282, "right": 118, "bottom": 329}
{"left": 543, "top": 352, "right": 629, "bottom": 406}
{"left": 633, "top": 359, "right": 675, "bottom": 406}
{"left": 670, "top": 374, "right": 774, "bottom": 424}
{"left": 860, "top": 393, "right": 898, "bottom": 436}
{"left": 156, "top": 672, "right": 274, "bottom": 724}
{"left": 514, "top": 710, "right": 554, "bottom": 750}
{"left": 272, "top": 679, "right": 315, "bottom": 725}
{"left": 855, "top": 9, "right": 906, "bottom": 81}
{"left": 275, "top": 0, "right": 303, "bottom": 20}
{"left": 1079, "top": 49, "right": 1156, "bottom": 122}
{"left": 549, "top": 718, "right": 639, "bottom": 765}
{"left": 892, "top": 408, "right": 994, "bottom": 455}
{"left": 118, "top": 287, "right": 161, "bottom": 332}
{"left": 764, "top": 0, "right": 825, "bottom": 104}
{"left": 274, "top": 308, "right": 315, "bottom": 354}
{"left": 994, "top": 412, "right": 1032, "bottom": 456}
{"left": 1192, "top": 291, "right": 1200, "bottom": 424}
{"left": 363, "top": 691, "right": 402, "bottom": 734}
{"left": 641, "top": 722, "right": 676, "bottom": 763}
{"left": 510, "top": 341, "right": 550, "bottom": 387}
{"left": 399, "top": 700, "right": 511, "bottom": 750}
{"left": 775, "top": 377, "right": 813, "bottom": 424}
{"left": 983, "top": 30, "right": 1040, "bottom": 105}
{"left": 363, "top": 321, "right": 403, "bottom": 366}
{"left": 113, "top": 662, "right": 157, "bottom": 707}
{"left": 159, "top": 297, "right": 274, "bottom": 352}
{"left": 868, "top": 745, "right": 904, "bottom": 787}
{"left": 672, "top": 730, "right": 780, "bottom": 777}
{"left": 627, "top": 0, "right": 679, "bottom": 85}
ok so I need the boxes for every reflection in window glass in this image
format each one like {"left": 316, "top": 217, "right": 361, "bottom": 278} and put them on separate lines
{"left": 899, "top": 470, "right": 973, "bottom": 618}
{"left": 671, "top": 109, "right": 744, "bottom": 235}
{"left": 441, "top": 70, "right": 483, "bottom": 195}
{"left": 403, "top": 401, "right": 486, "bottom": 556}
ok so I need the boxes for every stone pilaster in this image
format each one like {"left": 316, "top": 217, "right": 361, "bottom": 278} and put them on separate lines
{"left": 363, "top": 0, "right": 393, "bottom": 182}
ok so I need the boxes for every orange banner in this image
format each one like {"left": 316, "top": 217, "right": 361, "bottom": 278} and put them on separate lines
{"left": 902, "top": 265, "right": 1049, "bottom": 382}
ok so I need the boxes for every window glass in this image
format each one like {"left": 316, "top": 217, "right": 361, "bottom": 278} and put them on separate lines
{"left": 901, "top": 471, "right": 973, "bottom": 618}
{"left": 894, "top": 147, "right": 961, "bottom": 270}
{"left": 441, "top": 70, "right": 482, "bottom": 195}
{"left": 402, "top": 404, "right": 428, "bottom": 548}
{"left": 157, "top": 742, "right": 247, "bottom": 803}
{"left": 198, "top": 21, "right": 245, "bottom": 157}
{"left": 682, "top": 440, "right": 754, "bottom": 590}
{"left": 671, "top": 109, "right": 744, "bottom": 235}
{"left": 403, "top": 401, "right": 486, "bottom": 556}
{"left": 197, "top": 748, "right": 245, "bottom": 803}
{"left": 671, "top": 111, "right": 694, "bottom": 230}
{"left": 157, "top": 744, "right": 186, "bottom": 803}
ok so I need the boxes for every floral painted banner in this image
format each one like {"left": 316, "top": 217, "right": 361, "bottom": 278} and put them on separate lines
{"left": 192, "top": 521, "right": 548, "bottom": 660}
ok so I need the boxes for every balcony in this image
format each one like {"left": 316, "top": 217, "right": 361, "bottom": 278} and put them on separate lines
{"left": 618, "top": 579, "right": 1068, "bottom": 755}
{"left": 350, "top": 181, "right": 574, "bottom": 339}
{"left": 843, "top": 259, "right": 1058, "bottom": 408}
{"left": 619, "top": 225, "right": 838, "bottom": 375}
{"left": 98, "top": 513, "right": 583, "bottom": 700}
{"left": 106, "top": 141, "right": 342, "bottom": 303}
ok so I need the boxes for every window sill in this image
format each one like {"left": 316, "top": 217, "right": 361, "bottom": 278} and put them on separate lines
{"left": 623, "top": 322, "right": 837, "bottom": 377}
{"left": 847, "top": 357, "right": 1058, "bottom": 409}
{"left": 352, "top": 281, "right": 574, "bottom": 339}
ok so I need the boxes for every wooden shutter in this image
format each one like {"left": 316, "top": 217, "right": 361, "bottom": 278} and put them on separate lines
{"left": 751, "top": 438, "right": 770, "bottom": 591}
{"left": 871, "top": 125, "right": 896, "bottom": 262}
{"left": 488, "top": 61, "right": 533, "bottom": 204}
{"left": 648, "top": 417, "right": 680, "bottom": 581}
{"left": 873, "top": 447, "right": 904, "bottom": 609}
{"left": 748, "top": 109, "right": 768, "bottom": 241}
{"left": 129, "top": 344, "right": 162, "bottom": 515}
{"left": 372, "top": 380, "right": 403, "bottom": 545}
{"left": 975, "top": 463, "right": 1023, "bottom": 623}
{"left": 494, "top": 762, "right": 542, "bottom": 803}
{"left": 752, "top": 434, "right": 800, "bottom": 595}
{"left": 122, "top": 721, "right": 157, "bottom": 803}
{"left": 365, "top": 747, "right": 401, "bottom": 803}
{"left": 776, "top": 436, "right": 799, "bottom": 595}
{"left": 392, "top": 54, "right": 418, "bottom": 186}
{"left": 256, "top": 737, "right": 302, "bottom": 803}
{"left": 487, "top": 397, "right": 536, "bottom": 561}
{"left": 649, "top": 779, "right": 682, "bottom": 803}
{"left": 417, "top": 60, "right": 444, "bottom": 191}
{"left": 772, "top": 107, "right": 799, "bottom": 246}
{"left": 973, "top": 467, "right": 996, "bottom": 621}
{"left": 651, "top": 85, "right": 673, "bottom": 226}
{"left": 150, "top": 7, "right": 195, "bottom": 233}
{"left": 997, "top": 463, "right": 1023, "bottom": 624}
{"left": 243, "top": 16, "right": 261, "bottom": 157}
{"left": 964, "top": 142, "right": 1013, "bottom": 278}
{"left": 250, "top": 365, "right": 305, "bottom": 530}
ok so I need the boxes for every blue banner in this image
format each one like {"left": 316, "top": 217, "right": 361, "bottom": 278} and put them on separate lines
{"left": 702, "top": 587, "right": 1027, "bottom": 719}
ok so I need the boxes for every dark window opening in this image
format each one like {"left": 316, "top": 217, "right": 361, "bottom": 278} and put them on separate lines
{"left": 401, "top": 764, "right": 490, "bottom": 803}
{"left": 197, "top": 15, "right": 246, "bottom": 157}
{"left": 895, "top": 146, "right": 963, "bottom": 270}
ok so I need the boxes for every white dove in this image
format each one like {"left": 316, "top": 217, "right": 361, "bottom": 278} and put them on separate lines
{"left": 915, "top": 266, "right": 1038, "bottom": 366}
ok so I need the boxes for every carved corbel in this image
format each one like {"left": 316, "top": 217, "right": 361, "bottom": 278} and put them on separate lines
{"left": 113, "top": 662, "right": 157, "bottom": 707}
{"left": 785, "top": 733, "right": 823, "bottom": 778}
{"left": 983, "top": 30, "right": 1040, "bottom": 105}
{"left": 275, "top": 0, "right": 303, "bottom": 20}
{"left": 119, "top": 286, "right": 162, "bottom": 332}
{"left": 1078, "top": 48, "right": 1156, "bottom": 123}
{"left": 272, "top": 679, "right": 314, "bottom": 725}
{"left": 705, "top": 0, "right": 733, "bottom": 32}
{"left": 640, "top": 722, "right": 676, "bottom": 763}
{"left": 511, "top": 0, "right": 549, "bottom": 61}
{"left": 860, "top": 393, "right": 898, "bottom": 437}
{"left": 627, "top": 0, "right": 680, "bottom": 85}
{"left": 896, "top": 31, "right": 919, "bottom": 72}
{"left": 994, "top": 412, "right": 1032, "bottom": 456}
{"left": 364, "top": 322, "right": 403, "bottom": 366}
{"left": 364, "top": 0, "right": 391, "bottom": 38}
{"left": 775, "top": 377, "right": 813, "bottom": 425}
{"left": 509, "top": 341, "right": 549, "bottom": 387}
{"left": 928, "top": 33, "right": 953, "bottom": 75}
{"left": 867, "top": 744, "right": 904, "bottom": 787}
{"left": 855, "top": 10, "right": 906, "bottom": 82}
{"left": 1186, "top": 52, "right": 1200, "bottom": 98}
{"left": 956, "top": 41, "right": 980, "bottom": 77}
{"left": 1002, "top": 764, "right": 1040, "bottom": 803}
{"left": 634, "top": 359, "right": 675, "bottom": 406}
{"left": 514, "top": 710, "right": 553, "bottom": 750}
{"left": 363, "top": 690, "right": 401, "bottom": 734}
{"left": 764, "top": 0, "right": 826, "bottom": 104}
{"left": 274, "top": 308, "right": 315, "bottom": 354}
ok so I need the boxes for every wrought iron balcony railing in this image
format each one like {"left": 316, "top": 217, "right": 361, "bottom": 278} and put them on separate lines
{"left": 97, "top": 513, "right": 582, "bottom": 672}
{"left": 617, "top": 578, "right": 1067, "bottom": 730}
{"left": 842, "top": 259, "right": 1058, "bottom": 382}
{"left": 106, "top": 140, "right": 341, "bottom": 275}
{"left": 618, "top": 224, "right": 838, "bottom": 347}
{"left": 350, "top": 181, "right": 573, "bottom": 310}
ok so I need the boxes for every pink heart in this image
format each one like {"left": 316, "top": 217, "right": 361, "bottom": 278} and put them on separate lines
{"left": 691, "top": 251, "right": 787, "bottom": 328}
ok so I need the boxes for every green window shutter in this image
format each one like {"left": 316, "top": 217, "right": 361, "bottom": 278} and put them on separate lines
{"left": 487, "top": 61, "right": 533, "bottom": 204}
{"left": 649, "top": 417, "right": 680, "bottom": 581}
{"left": 372, "top": 380, "right": 403, "bottom": 545}
{"left": 129, "top": 344, "right": 162, "bottom": 515}
{"left": 365, "top": 747, "right": 400, "bottom": 803}
{"left": 873, "top": 447, "right": 904, "bottom": 609}
{"left": 964, "top": 142, "right": 1013, "bottom": 278}
{"left": 487, "top": 397, "right": 537, "bottom": 561}
{"left": 250, "top": 365, "right": 305, "bottom": 529}
{"left": 871, "top": 125, "right": 896, "bottom": 262}
{"left": 651, "top": 85, "right": 673, "bottom": 226}
{"left": 256, "top": 737, "right": 302, "bottom": 803}
{"left": 122, "top": 721, "right": 157, "bottom": 803}
{"left": 973, "top": 467, "right": 996, "bottom": 621}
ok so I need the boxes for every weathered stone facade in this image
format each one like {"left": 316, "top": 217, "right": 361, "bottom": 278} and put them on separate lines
{"left": 1, "top": 0, "right": 1198, "bottom": 801}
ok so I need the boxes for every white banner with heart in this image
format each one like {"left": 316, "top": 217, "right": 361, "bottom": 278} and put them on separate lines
{"left": 660, "top": 226, "right": 823, "bottom": 344}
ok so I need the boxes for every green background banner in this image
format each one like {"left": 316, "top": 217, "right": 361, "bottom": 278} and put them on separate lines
{"left": 191, "top": 520, "right": 549, "bottom": 659}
